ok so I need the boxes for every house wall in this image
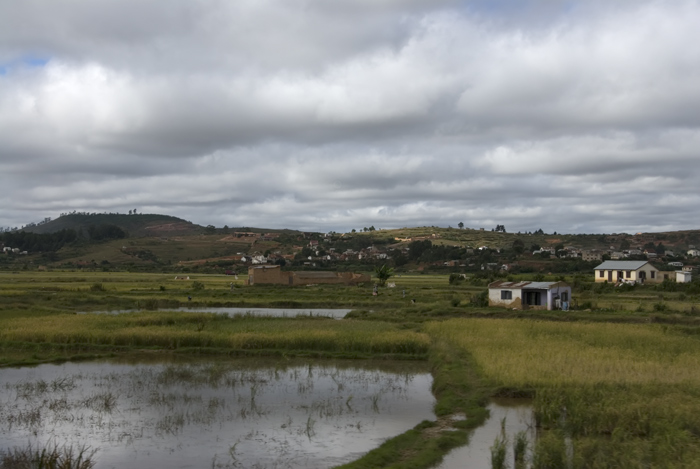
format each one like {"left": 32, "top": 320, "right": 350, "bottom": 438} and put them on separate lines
{"left": 677, "top": 271, "right": 692, "bottom": 283}
{"left": 248, "top": 266, "right": 285, "bottom": 285}
{"left": 594, "top": 265, "right": 660, "bottom": 283}
{"left": 488, "top": 288, "right": 523, "bottom": 308}
{"left": 249, "top": 266, "right": 369, "bottom": 286}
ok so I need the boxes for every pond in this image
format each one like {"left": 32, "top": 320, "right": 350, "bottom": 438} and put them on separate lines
{"left": 0, "top": 357, "right": 434, "bottom": 468}
{"left": 80, "top": 307, "right": 353, "bottom": 319}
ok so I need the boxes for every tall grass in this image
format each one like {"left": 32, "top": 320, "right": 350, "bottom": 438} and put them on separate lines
{"left": 0, "top": 312, "right": 430, "bottom": 357}
{"left": 0, "top": 442, "right": 96, "bottom": 469}
{"left": 426, "top": 319, "right": 700, "bottom": 468}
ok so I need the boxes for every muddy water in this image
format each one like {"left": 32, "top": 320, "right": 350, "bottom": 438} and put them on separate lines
{"left": 435, "top": 398, "right": 535, "bottom": 469}
{"left": 0, "top": 357, "right": 434, "bottom": 468}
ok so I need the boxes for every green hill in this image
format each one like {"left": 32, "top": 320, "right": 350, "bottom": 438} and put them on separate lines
{"left": 23, "top": 213, "right": 203, "bottom": 237}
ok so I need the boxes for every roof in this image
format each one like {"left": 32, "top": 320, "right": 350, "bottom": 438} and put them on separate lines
{"left": 594, "top": 260, "right": 649, "bottom": 270}
{"left": 292, "top": 272, "right": 339, "bottom": 279}
{"left": 488, "top": 280, "right": 568, "bottom": 290}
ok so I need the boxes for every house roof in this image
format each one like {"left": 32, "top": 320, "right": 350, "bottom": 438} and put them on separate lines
{"left": 488, "top": 280, "right": 568, "bottom": 290}
{"left": 594, "top": 260, "right": 649, "bottom": 270}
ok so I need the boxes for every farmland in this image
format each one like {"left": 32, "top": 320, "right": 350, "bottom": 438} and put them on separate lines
{"left": 1, "top": 269, "right": 700, "bottom": 468}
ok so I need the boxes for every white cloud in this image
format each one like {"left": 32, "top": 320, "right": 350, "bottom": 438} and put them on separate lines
{"left": 0, "top": 0, "right": 699, "bottom": 234}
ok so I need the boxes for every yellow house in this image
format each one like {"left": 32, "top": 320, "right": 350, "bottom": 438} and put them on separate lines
{"left": 594, "top": 260, "right": 660, "bottom": 284}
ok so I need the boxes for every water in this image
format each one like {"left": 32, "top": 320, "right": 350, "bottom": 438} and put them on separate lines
{"left": 80, "top": 307, "right": 353, "bottom": 319}
{"left": 435, "top": 398, "right": 535, "bottom": 469}
{"left": 0, "top": 357, "right": 434, "bottom": 468}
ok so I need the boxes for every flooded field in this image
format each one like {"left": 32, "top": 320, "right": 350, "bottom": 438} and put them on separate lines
{"left": 435, "top": 398, "right": 535, "bottom": 469}
{"left": 0, "top": 357, "right": 434, "bottom": 468}
{"left": 80, "top": 307, "right": 353, "bottom": 319}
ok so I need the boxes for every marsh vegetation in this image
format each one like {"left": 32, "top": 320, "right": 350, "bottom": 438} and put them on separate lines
{"left": 2, "top": 270, "right": 700, "bottom": 468}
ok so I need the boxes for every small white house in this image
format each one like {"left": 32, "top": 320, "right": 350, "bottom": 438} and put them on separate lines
{"left": 488, "top": 281, "right": 571, "bottom": 311}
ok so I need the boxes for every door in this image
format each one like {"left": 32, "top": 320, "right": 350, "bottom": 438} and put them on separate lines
{"left": 608, "top": 271, "right": 612, "bottom": 282}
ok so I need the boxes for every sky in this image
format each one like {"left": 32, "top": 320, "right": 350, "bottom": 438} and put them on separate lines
{"left": 1, "top": 0, "right": 699, "bottom": 234}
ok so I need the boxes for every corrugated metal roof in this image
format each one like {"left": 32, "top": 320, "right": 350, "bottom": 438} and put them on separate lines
{"left": 526, "top": 282, "right": 561, "bottom": 289}
{"left": 594, "top": 260, "right": 649, "bottom": 270}
{"left": 488, "top": 280, "right": 567, "bottom": 290}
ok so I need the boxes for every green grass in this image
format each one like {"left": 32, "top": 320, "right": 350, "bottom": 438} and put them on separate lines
{"left": 3, "top": 271, "right": 700, "bottom": 468}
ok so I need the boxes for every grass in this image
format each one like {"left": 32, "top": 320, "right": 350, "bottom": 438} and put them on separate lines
{"left": 426, "top": 319, "right": 700, "bottom": 468}
{"left": 3, "top": 271, "right": 700, "bottom": 467}
{"left": 0, "top": 442, "right": 96, "bottom": 469}
{"left": 0, "top": 312, "right": 430, "bottom": 361}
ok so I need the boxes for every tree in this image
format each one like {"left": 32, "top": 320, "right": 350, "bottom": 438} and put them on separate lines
{"left": 374, "top": 264, "right": 395, "bottom": 287}
{"left": 458, "top": 222, "right": 464, "bottom": 229}
{"left": 512, "top": 239, "right": 525, "bottom": 255}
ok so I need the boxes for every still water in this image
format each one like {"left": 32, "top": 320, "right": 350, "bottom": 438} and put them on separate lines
{"left": 0, "top": 357, "right": 434, "bottom": 468}
{"left": 435, "top": 398, "right": 535, "bottom": 469}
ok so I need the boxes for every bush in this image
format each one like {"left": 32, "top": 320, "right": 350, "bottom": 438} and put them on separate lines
{"left": 191, "top": 281, "right": 205, "bottom": 291}
{"left": 89, "top": 283, "right": 106, "bottom": 292}
{"left": 448, "top": 273, "right": 464, "bottom": 285}
{"left": 469, "top": 290, "right": 489, "bottom": 307}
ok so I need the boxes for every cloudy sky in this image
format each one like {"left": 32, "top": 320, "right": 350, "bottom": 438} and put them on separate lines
{"left": 1, "top": 0, "right": 699, "bottom": 234}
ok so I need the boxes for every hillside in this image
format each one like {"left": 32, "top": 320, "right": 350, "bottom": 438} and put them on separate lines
{"left": 4, "top": 213, "right": 699, "bottom": 273}
{"left": 22, "top": 213, "right": 204, "bottom": 237}
{"left": 350, "top": 226, "right": 700, "bottom": 252}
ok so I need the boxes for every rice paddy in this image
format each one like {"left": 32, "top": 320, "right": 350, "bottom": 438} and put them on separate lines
{"left": 426, "top": 319, "right": 700, "bottom": 468}
{"left": 2, "top": 270, "right": 700, "bottom": 467}
{"left": 0, "top": 358, "right": 435, "bottom": 468}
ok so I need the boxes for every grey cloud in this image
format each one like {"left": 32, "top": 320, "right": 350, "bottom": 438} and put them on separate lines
{"left": 1, "top": 0, "right": 699, "bottom": 234}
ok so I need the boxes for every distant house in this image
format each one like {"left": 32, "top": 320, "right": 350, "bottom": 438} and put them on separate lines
{"left": 247, "top": 265, "right": 369, "bottom": 286}
{"left": 677, "top": 271, "right": 692, "bottom": 283}
{"left": 594, "top": 260, "right": 660, "bottom": 283}
{"left": 488, "top": 281, "right": 571, "bottom": 311}
{"left": 582, "top": 250, "right": 603, "bottom": 262}
{"left": 688, "top": 249, "right": 700, "bottom": 257}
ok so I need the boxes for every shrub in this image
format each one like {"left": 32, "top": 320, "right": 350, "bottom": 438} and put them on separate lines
{"left": 191, "top": 281, "right": 205, "bottom": 291}
{"left": 469, "top": 290, "right": 489, "bottom": 307}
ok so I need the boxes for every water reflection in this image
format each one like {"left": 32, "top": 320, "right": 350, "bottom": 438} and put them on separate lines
{"left": 0, "top": 357, "right": 434, "bottom": 469}
{"left": 435, "top": 398, "right": 535, "bottom": 469}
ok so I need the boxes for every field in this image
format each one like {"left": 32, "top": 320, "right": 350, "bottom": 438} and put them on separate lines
{"left": 1, "top": 270, "right": 700, "bottom": 468}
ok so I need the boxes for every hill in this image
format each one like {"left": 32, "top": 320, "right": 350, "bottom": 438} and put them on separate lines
{"left": 22, "top": 213, "right": 204, "bottom": 237}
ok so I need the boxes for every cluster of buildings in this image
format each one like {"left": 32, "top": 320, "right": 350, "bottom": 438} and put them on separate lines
{"left": 488, "top": 260, "right": 694, "bottom": 311}
{"left": 1, "top": 245, "right": 28, "bottom": 255}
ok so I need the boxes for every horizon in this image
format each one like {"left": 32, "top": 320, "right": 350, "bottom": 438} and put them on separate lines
{"left": 5, "top": 210, "right": 699, "bottom": 238}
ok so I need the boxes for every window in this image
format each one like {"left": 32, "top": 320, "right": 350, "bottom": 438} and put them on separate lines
{"left": 501, "top": 290, "right": 512, "bottom": 300}
{"left": 651, "top": 271, "right": 656, "bottom": 279}
{"left": 626, "top": 271, "right": 631, "bottom": 278}
{"left": 599, "top": 271, "right": 604, "bottom": 278}
{"left": 561, "top": 292, "right": 569, "bottom": 302}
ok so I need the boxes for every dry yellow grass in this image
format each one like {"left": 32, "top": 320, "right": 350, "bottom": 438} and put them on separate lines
{"left": 426, "top": 319, "right": 700, "bottom": 387}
